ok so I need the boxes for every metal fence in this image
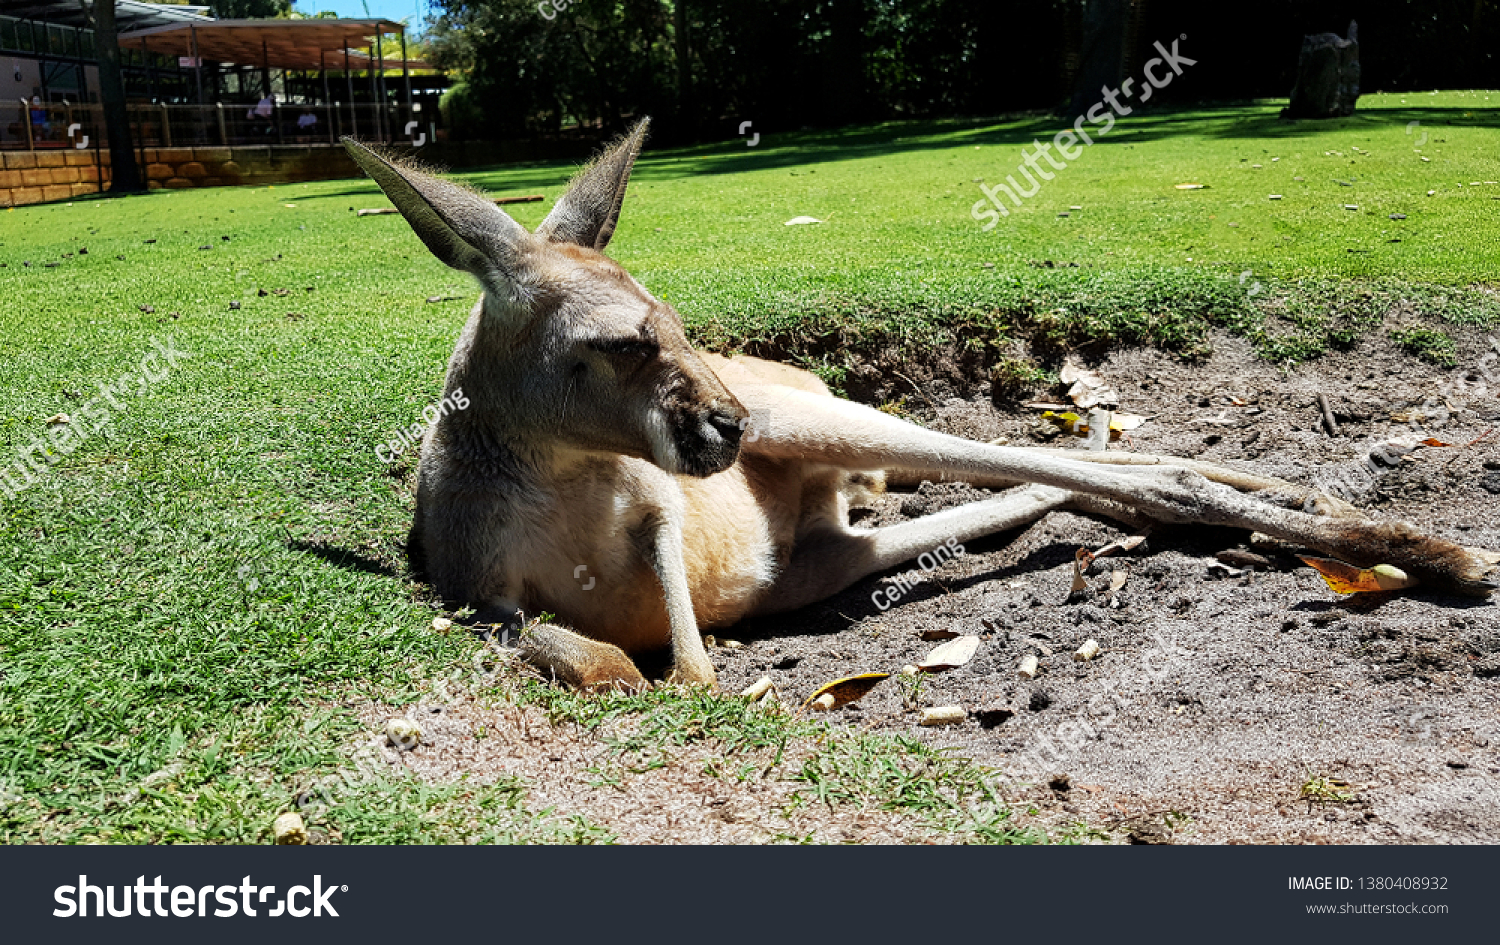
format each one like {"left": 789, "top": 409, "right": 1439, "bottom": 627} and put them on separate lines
{"left": 1, "top": 101, "right": 432, "bottom": 151}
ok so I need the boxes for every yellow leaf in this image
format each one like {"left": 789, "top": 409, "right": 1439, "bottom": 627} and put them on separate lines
{"left": 1298, "top": 556, "right": 1418, "bottom": 594}
{"left": 802, "top": 673, "right": 891, "bottom": 709}
{"left": 1042, "top": 410, "right": 1147, "bottom": 439}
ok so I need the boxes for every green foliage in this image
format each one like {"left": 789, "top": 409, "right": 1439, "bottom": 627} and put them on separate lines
{"left": 438, "top": 80, "right": 486, "bottom": 141}
{"left": 1389, "top": 326, "right": 1458, "bottom": 366}
{"left": 206, "top": 0, "right": 291, "bottom": 18}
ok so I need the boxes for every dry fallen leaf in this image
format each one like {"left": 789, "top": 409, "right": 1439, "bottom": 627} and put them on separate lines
{"left": 918, "top": 635, "right": 980, "bottom": 671}
{"left": 803, "top": 672, "right": 891, "bottom": 709}
{"left": 1060, "top": 356, "right": 1120, "bottom": 409}
{"left": 1071, "top": 548, "right": 1091, "bottom": 594}
{"left": 1298, "top": 556, "right": 1419, "bottom": 594}
{"left": 919, "top": 628, "right": 960, "bottom": 641}
{"left": 1109, "top": 570, "right": 1128, "bottom": 593}
{"left": 44, "top": 413, "right": 70, "bottom": 426}
{"left": 783, "top": 216, "right": 824, "bottom": 226}
{"left": 1040, "top": 410, "right": 1147, "bottom": 438}
{"left": 1095, "top": 535, "right": 1147, "bottom": 559}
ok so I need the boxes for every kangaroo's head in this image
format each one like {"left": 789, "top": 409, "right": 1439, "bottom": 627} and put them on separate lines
{"left": 345, "top": 120, "right": 747, "bottom": 478}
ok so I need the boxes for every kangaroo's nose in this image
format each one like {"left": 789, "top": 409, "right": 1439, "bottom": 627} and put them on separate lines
{"left": 707, "top": 411, "right": 744, "bottom": 446}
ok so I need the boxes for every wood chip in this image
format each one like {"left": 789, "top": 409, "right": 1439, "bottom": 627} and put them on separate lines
{"left": 920, "top": 706, "right": 966, "bottom": 726}
{"left": 740, "top": 675, "right": 774, "bottom": 700}
{"left": 1074, "top": 639, "right": 1101, "bottom": 662}
{"left": 1018, "top": 654, "right": 1039, "bottom": 679}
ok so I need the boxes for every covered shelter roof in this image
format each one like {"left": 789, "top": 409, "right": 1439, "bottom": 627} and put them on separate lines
{"left": 117, "top": 18, "right": 429, "bottom": 72}
{"left": 1, "top": 0, "right": 211, "bottom": 31}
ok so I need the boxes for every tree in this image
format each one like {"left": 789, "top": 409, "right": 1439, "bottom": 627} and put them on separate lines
{"left": 86, "top": 0, "right": 145, "bottom": 194}
{"left": 206, "top": 0, "right": 291, "bottom": 17}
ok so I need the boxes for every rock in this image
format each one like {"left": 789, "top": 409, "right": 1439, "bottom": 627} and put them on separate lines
{"left": 1473, "top": 655, "right": 1500, "bottom": 678}
{"left": 385, "top": 717, "right": 422, "bottom": 750}
{"left": 273, "top": 811, "right": 308, "bottom": 845}
{"left": 1281, "top": 21, "right": 1360, "bottom": 119}
{"left": 1127, "top": 821, "right": 1175, "bottom": 844}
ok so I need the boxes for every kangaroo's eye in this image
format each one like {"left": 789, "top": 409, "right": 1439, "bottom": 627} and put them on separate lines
{"left": 589, "top": 338, "right": 659, "bottom": 359}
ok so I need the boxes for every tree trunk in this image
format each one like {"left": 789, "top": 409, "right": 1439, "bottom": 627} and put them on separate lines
{"left": 92, "top": 0, "right": 145, "bottom": 193}
{"left": 1282, "top": 21, "right": 1360, "bottom": 119}
{"left": 1069, "top": 0, "right": 1127, "bottom": 117}
{"left": 674, "top": 0, "right": 693, "bottom": 140}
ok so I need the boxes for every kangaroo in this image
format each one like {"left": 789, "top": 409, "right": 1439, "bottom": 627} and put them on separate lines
{"left": 343, "top": 121, "right": 1497, "bottom": 691}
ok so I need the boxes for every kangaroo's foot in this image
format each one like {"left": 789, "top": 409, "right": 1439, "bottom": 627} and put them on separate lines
{"left": 518, "top": 624, "right": 648, "bottom": 692}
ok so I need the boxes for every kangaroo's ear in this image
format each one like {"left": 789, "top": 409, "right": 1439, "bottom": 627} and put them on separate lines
{"left": 343, "top": 138, "right": 528, "bottom": 281}
{"left": 536, "top": 118, "right": 649, "bottom": 252}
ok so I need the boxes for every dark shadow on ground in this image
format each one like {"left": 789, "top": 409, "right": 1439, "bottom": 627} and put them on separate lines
{"left": 453, "top": 104, "right": 1499, "bottom": 187}
{"left": 289, "top": 538, "right": 402, "bottom": 579}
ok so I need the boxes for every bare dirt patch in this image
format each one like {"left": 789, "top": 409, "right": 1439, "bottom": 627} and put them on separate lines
{"left": 348, "top": 695, "right": 941, "bottom": 844}
{"left": 706, "top": 330, "right": 1500, "bottom": 844}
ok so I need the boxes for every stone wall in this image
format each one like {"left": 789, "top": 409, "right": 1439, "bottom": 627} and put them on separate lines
{"left": 0, "top": 144, "right": 361, "bottom": 208}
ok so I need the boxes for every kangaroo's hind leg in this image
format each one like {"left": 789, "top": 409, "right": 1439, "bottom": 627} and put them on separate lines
{"left": 734, "top": 386, "right": 1498, "bottom": 596}
{"left": 752, "top": 484, "right": 1072, "bottom": 615}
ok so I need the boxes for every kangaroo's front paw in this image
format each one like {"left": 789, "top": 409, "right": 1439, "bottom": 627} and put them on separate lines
{"left": 667, "top": 653, "right": 717, "bottom": 689}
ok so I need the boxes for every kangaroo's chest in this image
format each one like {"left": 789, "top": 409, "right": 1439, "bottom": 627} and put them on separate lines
{"left": 506, "top": 457, "right": 783, "bottom": 652}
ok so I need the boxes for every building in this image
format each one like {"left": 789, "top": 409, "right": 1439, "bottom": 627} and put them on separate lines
{"left": 1, "top": 1, "right": 440, "bottom": 206}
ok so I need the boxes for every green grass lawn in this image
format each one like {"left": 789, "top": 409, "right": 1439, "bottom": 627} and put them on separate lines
{"left": 0, "top": 92, "right": 1495, "bottom": 844}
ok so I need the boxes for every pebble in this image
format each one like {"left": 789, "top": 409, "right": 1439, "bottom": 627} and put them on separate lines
{"left": 386, "top": 718, "right": 422, "bottom": 750}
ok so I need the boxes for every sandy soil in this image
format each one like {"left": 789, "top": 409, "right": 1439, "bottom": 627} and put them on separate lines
{"left": 361, "top": 328, "right": 1500, "bottom": 844}
{"left": 711, "top": 329, "right": 1500, "bottom": 844}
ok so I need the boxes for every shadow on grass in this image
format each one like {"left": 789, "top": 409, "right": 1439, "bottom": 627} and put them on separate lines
{"left": 289, "top": 538, "right": 402, "bottom": 579}
{"left": 451, "top": 104, "right": 1500, "bottom": 187}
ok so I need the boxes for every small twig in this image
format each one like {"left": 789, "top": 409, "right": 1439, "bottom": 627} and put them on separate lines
{"left": 493, "top": 194, "right": 545, "bottom": 205}
{"left": 1317, "top": 392, "right": 1340, "bottom": 436}
{"left": 1442, "top": 426, "right": 1494, "bottom": 469}
{"left": 891, "top": 370, "right": 936, "bottom": 410}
